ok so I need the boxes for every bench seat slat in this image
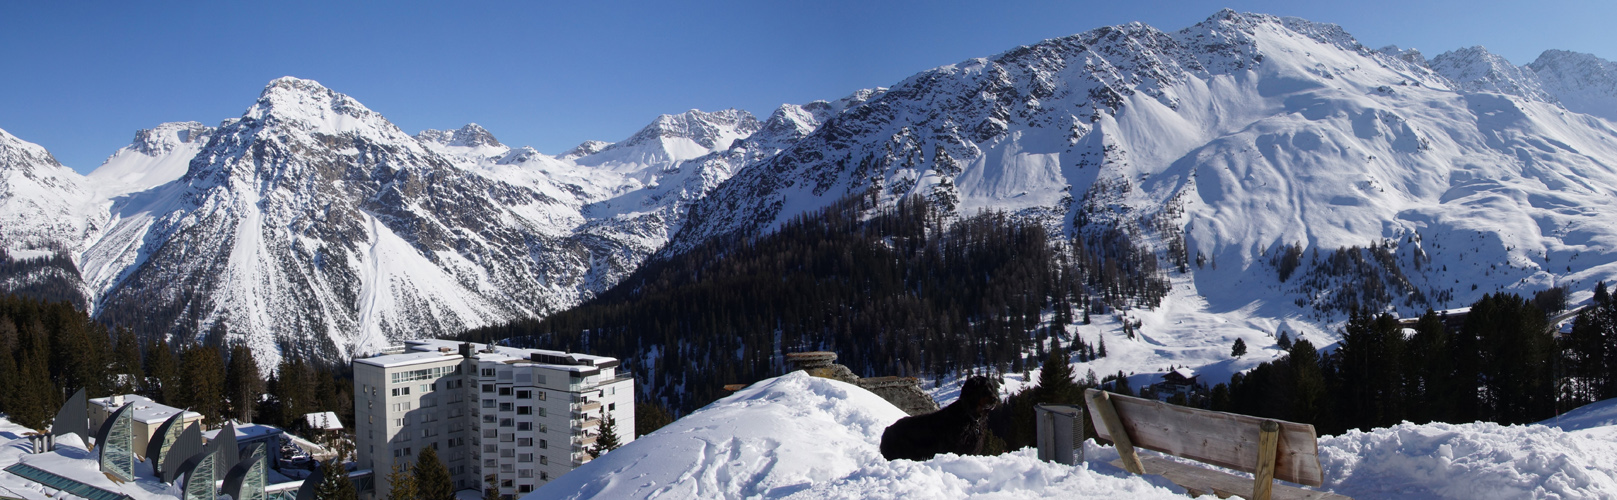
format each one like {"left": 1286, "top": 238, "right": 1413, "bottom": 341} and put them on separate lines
{"left": 1111, "top": 457, "right": 1351, "bottom": 500}
{"left": 1086, "top": 389, "right": 1325, "bottom": 486}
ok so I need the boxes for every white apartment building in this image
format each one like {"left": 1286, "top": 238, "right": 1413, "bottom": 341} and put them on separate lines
{"left": 354, "top": 340, "right": 635, "bottom": 499}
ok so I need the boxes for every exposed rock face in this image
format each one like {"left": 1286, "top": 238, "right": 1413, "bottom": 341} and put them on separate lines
{"left": 787, "top": 351, "right": 939, "bottom": 415}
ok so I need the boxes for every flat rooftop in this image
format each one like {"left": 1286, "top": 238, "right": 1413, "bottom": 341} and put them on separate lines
{"left": 355, "top": 339, "right": 620, "bottom": 373}
{"left": 87, "top": 395, "right": 201, "bottom": 425}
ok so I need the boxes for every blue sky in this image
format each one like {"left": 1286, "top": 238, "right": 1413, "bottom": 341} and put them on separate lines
{"left": 3, "top": 1, "right": 1614, "bottom": 173}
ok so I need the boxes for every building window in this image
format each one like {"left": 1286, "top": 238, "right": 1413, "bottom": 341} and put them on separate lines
{"left": 500, "top": 465, "right": 514, "bottom": 474}
{"left": 421, "top": 384, "right": 434, "bottom": 393}
{"left": 483, "top": 399, "right": 495, "bottom": 408}
{"left": 537, "top": 391, "right": 547, "bottom": 401}
{"left": 518, "top": 485, "right": 532, "bottom": 493}
{"left": 537, "top": 408, "right": 546, "bottom": 417}
{"left": 518, "top": 468, "right": 533, "bottom": 477}
{"left": 481, "top": 368, "right": 495, "bottom": 377}
{"left": 500, "top": 434, "right": 514, "bottom": 442}
{"left": 405, "top": 447, "right": 413, "bottom": 456}
{"left": 392, "top": 387, "right": 410, "bottom": 397}
{"left": 516, "top": 406, "right": 531, "bottom": 415}
{"left": 539, "top": 440, "right": 547, "bottom": 449}
{"left": 484, "top": 459, "right": 496, "bottom": 468}
{"left": 482, "top": 384, "right": 494, "bottom": 394}
{"left": 483, "top": 415, "right": 496, "bottom": 423}
{"left": 500, "top": 449, "right": 515, "bottom": 458}
{"left": 499, "top": 387, "right": 513, "bottom": 396}
{"left": 539, "top": 424, "right": 547, "bottom": 433}
{"left": 517, "top": 438, "right": 532, "bottom": 446}
{"left": 500, "top": 418, "right": 513, "bottom": 428}
{"left": 518, "top": 453, "right": 532, "bottom": 463}
{"left": 539, "top": 455, "right": 548, "bottom": 465}
{"left": 483, "top": 429, "right": 496, "bottom": 438}
{"left": 609, "top": 403, "right": 615, "bottom": 411}
{"left": 484, "top": 444, "right": 496, "bottom": 453}
{"left": 516, "top": 390, "right": 532, "bottom": 399}
{"left": 500, "top": 403, "right": 513, "bottom": 412}
{"left": 393, "top": 418, "right": 405, "bottom": 427}
{"left": 517, "top": 422, "right": 531, "bottom": 431}
{"left": 541, "top": 472, "right": 548, "bottom": 481}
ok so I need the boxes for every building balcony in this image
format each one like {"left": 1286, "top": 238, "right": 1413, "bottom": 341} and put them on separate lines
{"left": 574, "top": 418, "right": 601, "bottom": 429}
{"left": 573, "top": 400, "right": 602, "bottom": 412}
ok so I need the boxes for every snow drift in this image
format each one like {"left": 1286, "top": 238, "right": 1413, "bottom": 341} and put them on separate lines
{"left": 534, "top": 372, "right": 1617, "bottom": 500}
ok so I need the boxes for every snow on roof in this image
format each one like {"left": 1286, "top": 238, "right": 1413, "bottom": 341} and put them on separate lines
{"left": 1171, "top": 368, "right": 1196, "bottom": 380}
{"left": 202, "top": 421, "right": 285, "bottom": 441}
{"left": 87, "top": 395, "right": 201, "bottom": 425}
{"left": 354, "top": 349, "right": 461, "bottom": 369}
{"left": 303, "top": 412, "right": 343, "bottom": 430}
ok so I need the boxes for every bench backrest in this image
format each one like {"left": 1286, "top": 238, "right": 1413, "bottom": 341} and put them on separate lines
{"left": 1084, "top": 389, "right": 1324, "bottom": 487}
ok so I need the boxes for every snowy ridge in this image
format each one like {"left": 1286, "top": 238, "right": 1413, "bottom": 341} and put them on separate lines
{"left": 86, "top": 121, "right": 214, "bottom": 198}
{"left": 416, "top": 123, "right": 510, "bottom": 167}
{"left": 0, "top": 127, "right": 102, "bottom": 257}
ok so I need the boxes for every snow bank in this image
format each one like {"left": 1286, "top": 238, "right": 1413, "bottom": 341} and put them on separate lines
{"left": 1318, "top": 420, "right": 1617, "bottom": 499}
{"left": 531, "top": 372, "right": 1190, "bottom": 500}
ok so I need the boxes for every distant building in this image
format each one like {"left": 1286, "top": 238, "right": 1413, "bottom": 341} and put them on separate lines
{"left": 1157, "top": 368, "right": 1200, "bottom": 395}
{"left": 354, "top": 340, "right": 635, "bottom": 499}
{"left": 87, "top": 394, "right": 203, "bottom": 461}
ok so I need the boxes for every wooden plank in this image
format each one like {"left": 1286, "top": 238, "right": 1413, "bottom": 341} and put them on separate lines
{"left": 1087, "top": 390, "right": 1145, "bottom": 474}
{"left": 1254, "top": 420, "right": 1280, "bottom": 500}
{"left": 1111, "top": 457, "right": 1354, "bottom": 500}
{"left": 1085, "top": 389, "right": 1324, "bottom": 486}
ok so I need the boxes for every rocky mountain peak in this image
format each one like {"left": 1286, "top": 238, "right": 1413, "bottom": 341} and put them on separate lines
{"left": 417, "top": 123, "right": 502, "bottom": 149}
{"left": 1528, "top": 49, "right": 1617, "bottom": 121}
{"left": 617, "top": 109, "right": 762, "bottom": 152}
{"left": 1430, "top": 46, "right": 1558, "bottom": 103}
{"left": 129, "top": 121, "right": 214, "bottom": 156}
{"left": 0, "top": 127, "right": 65, "bottom": 173}
{"left": 560, "top": 140, "right": 613, "bottom": 160}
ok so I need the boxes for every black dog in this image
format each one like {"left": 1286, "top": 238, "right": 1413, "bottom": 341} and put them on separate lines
{"left": 880, "top": 376, "right": 1000, "bottom": 461}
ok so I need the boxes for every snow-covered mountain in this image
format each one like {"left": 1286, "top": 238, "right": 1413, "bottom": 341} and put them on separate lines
{"left": 8, "top": 9, "right": 1617, "bottom": 370}
{"left": 2, "top": 78, "right": 856, "bottom": 365}
{"left": 0, "top": 127, "right": 102, "bottom": 259}
{"left": 672, "top": 9, "right": 1617, "bottom": 346}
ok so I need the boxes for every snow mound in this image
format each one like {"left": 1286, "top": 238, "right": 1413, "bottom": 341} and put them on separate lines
{"left": 531, "top": 372, "right": 1190, "bottom": 500}
{"left": 1318, "top": 420, "right": 1617, "bottom": 499}
{"left": 1541, "top": 398, "right": 1617, "bottom": 432}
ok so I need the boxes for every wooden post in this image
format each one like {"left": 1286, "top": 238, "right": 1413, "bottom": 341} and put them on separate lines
{"left": 1252, "top": 420, "right": 1280, "bottom": 500}
{"left": 1088, "top": 390, "right": 1145, "bottom": 474}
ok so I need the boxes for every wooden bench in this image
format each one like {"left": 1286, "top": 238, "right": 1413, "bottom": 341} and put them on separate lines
{"left": 1084, "top": 388, "right": 1351, "bottom": 500}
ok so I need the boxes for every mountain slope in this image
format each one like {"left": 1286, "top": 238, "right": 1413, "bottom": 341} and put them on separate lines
{"left": 673, "top": 9, "right": 1617, "bottom": 328}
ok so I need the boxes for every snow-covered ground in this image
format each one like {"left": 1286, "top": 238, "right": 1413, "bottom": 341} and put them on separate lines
{"left": 535, "top": 372, "right": 1617, "bottom": 500}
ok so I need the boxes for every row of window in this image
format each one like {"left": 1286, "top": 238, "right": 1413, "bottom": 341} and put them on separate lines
{"left": 480, "top": 385, "right": 549, "bottom": 401}
{"left": 391, "top": 365, "right": 459, "bottom": 384}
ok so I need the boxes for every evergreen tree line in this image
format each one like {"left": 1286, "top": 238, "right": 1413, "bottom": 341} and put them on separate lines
{"left": 462, "top": 194, "right": 1166, "bottom": 415}
{"left": 0, "top": 292, "right": 355, "bottom": 434}
{"left": 0, "top": 248, "right": 88, "bottom": 309}
{"left": 1206, "top": 285, "right": 1617, "bottom": 435}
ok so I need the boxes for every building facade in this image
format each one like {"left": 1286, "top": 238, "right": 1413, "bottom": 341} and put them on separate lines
{"left": 354, "top": 340, "right": 634, "bottom": 499}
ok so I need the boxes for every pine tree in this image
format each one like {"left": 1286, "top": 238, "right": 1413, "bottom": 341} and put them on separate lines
{"left": 1034, "top": 348, "right": 1078, "bottom": 404}
{"left": 1097, "top": 336, "right": 1107, "bottom": 358}
{"left": 224, "top": 343, "right": 263, "bottom": 423}
{"left": 178, "top": 344, "right": 226, "bottom": 422}
{"left": 1231, "top": 338, "right": 1248, "bottom": 357}
{"left": 1288, "top": 340, "right": 1331, "bottom": 430}
{"left": 275, "top": 357, "right": 315, "bottom": 429}
{"left": 413, "top": 445, "right": 453, "bottom": 500}
{"left": 385, "top": 460, "right": 416, "bottom": 500}
{"left": 482, "top": 474, "right": 500, "bottom": 500}
{"left": 111, "top": 327, "right": 143, "bottom": 394}
{"left": 1111, "top": 371, "right": 1133, "bottom": 396}
{"left": 316, "top": 458, "right": 357, "bottom": 500}
{"left": 589, "top": 415, "right": 623, "bottom": 458}
{"left": 634, "top": 398, "right": 675, "bottom": 438}
{"left": 1277, "top": 330, "right": 1293, "bottom": 350}
{"left": 145, "top": 338, "right": 180, "bottom": 404}
{"left": 0, "top": 317, "right": 18, "bottom": 415}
